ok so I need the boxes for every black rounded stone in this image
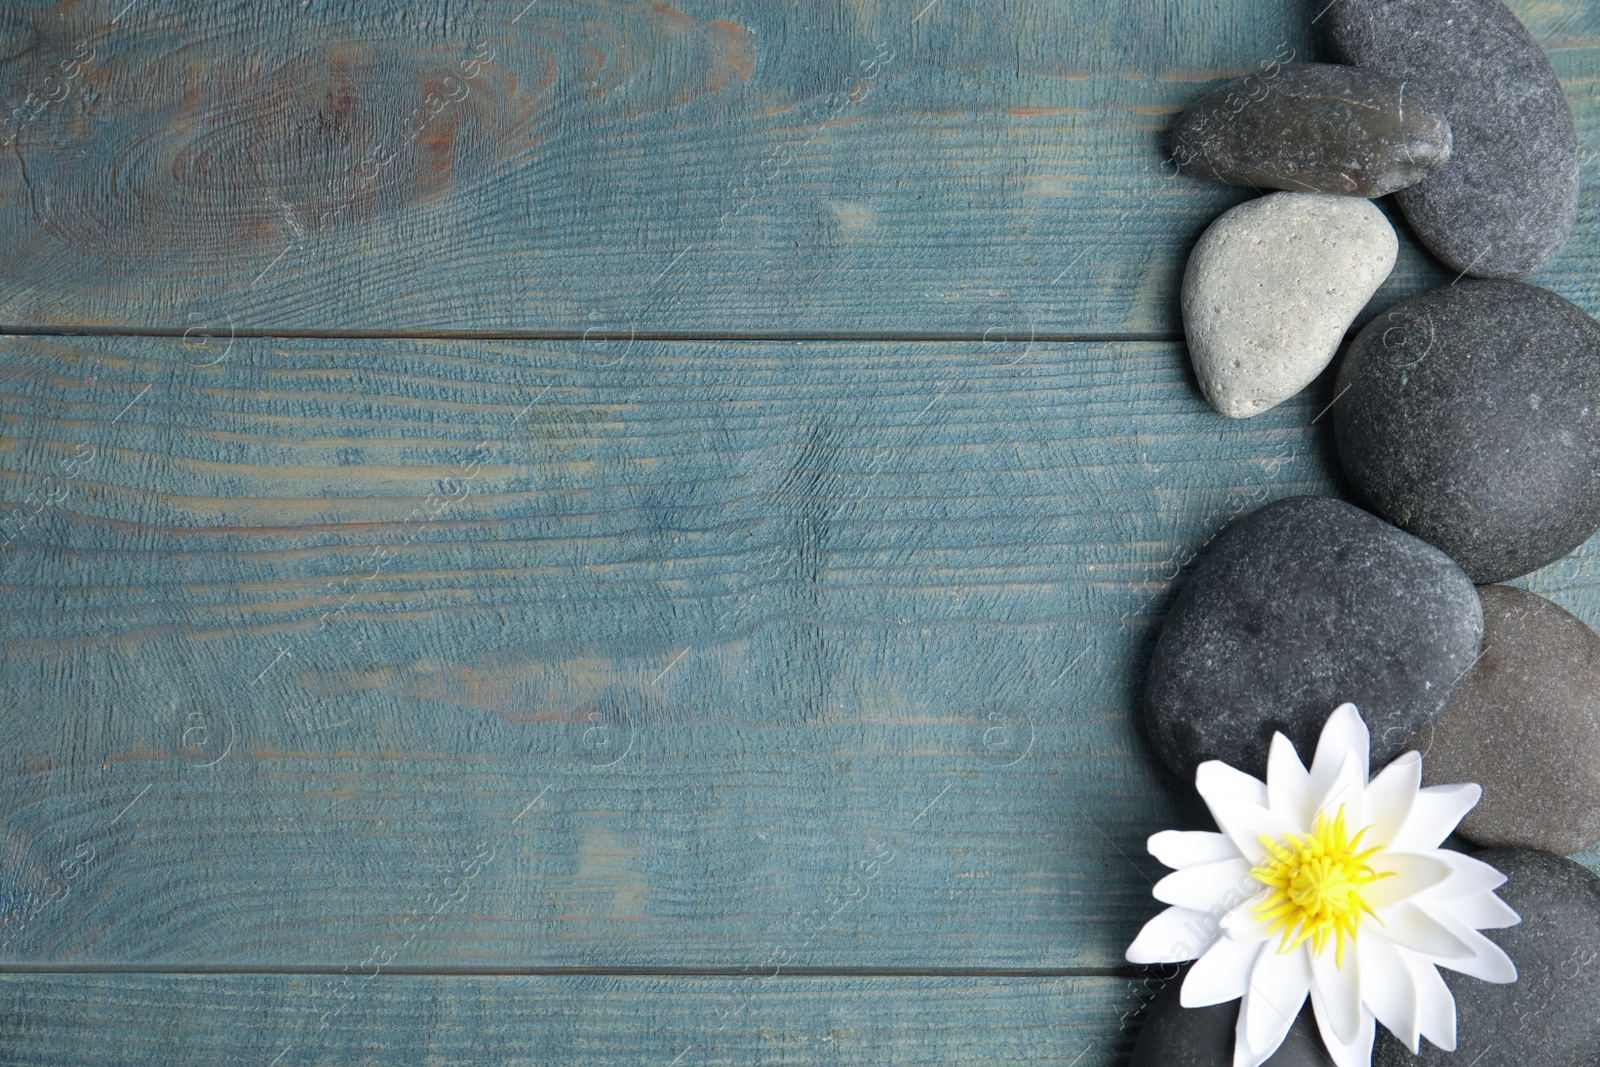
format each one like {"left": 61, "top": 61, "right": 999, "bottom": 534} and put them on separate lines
{"left": 1328, "top": 0, "right": 1578, "bottom": 280}
{"left": 1131, "top": 971, "right": 1327, "bottom": 1067}
{"left": 1144, "top": 495, "right": 1482, "bottom": 783}
{"left": 1332, "top": 281, "right": 1600, "bottom": 584}
{"left": 1373, "top": 849, "right": 1600, "bottom": 1067}
{"left": 1173, "top": 63, "right": 1451, "bottom": 197}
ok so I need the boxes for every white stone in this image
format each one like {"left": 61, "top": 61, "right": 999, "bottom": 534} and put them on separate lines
{"left": 1182, "top": 192, "right": 1397, "bottom": 419}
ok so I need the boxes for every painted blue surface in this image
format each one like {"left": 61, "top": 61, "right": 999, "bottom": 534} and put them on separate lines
{"left": 0, "top": 0, "right": 1596, "bottom": 1060}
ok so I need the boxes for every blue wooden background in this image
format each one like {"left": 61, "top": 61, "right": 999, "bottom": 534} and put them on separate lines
{"left": 0, "top": 0, "right": 1596, "bottom": 1062}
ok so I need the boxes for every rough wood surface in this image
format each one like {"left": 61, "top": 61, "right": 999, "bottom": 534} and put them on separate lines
{"left": 0, "top": 973, "right": 1149, "bottom": 1066}
{"left": 0, "top": 0, "right": 1595, "bottom": 335}
{"left": 5, "top": 0, "right": 1600, "bottom": 1058}
{"left": 1, "top": 335, "right": 1595, "bottom": 971}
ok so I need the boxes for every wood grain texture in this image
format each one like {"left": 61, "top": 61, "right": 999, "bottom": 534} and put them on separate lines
{"left": 0, "top": 0, "right": 1596, "bottom": 335}
{"left": 7, "top": 0, "right": 1600, "bottom": 1059}
{"left": 1, "top": 335, "right": 1596, "bottom": 969}
{"left": 0, "top": 973, "right": 1152, "bottom": 1066}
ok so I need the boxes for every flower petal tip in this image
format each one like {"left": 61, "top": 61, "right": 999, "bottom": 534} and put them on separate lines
{"left": 1326, "top": 702, "right": 1367, "bottom": 741}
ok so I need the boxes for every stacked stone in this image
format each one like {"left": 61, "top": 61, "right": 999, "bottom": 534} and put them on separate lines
{"left": 1135, "top": 0, "right": 1600, "bottom": 1062}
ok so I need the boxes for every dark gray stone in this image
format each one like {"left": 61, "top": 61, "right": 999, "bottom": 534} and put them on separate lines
{"left": 1131, "top": 971, "right": 1326, "bottom": 1067}
{"left": 1373, "top": 849, "right": 1600, "bottom": 1067}
{"left": 1415, "top": 585, "right": 1600, "bottom": 854}
{"left": 1332, "top": 281, "right": 1600, "bottom": 584}
{"left": 1173, "top": 63, "right": 1451, "bottom": 197}
{"left": 1328, "top": 0, "right": 1579, "bottom": 280}
{"left": 1145, "top": 495, "right": 1478, "bottom": 780}
{"left": 1144, "top": 496, "right": 1483, "bottom": 782}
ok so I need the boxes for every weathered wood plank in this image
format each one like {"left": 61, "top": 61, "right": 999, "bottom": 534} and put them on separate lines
{"left": 1, "top": 335, "right": 1595, "bottom": 967}
{"left": 0, "top": 0, "right": 1595, "bottom": 334}
{"left": 0, "top": 973, "right": 1149, "bottom": 1066}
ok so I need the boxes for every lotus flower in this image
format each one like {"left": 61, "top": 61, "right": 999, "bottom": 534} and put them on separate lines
{"left": 1127, "top": 703, "right": 1519, "bottom": 1067}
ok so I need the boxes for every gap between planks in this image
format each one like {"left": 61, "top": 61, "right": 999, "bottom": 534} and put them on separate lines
{"left": 0, "top": 964, "right": 1147, "bottom": 979}
{"left": 0, "top": 327, "right": 1179, "bottom": 344}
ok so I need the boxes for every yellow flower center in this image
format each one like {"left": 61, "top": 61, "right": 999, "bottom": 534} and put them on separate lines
{"left": 1249, "top": 806, "right": 1391, "bottom": 966}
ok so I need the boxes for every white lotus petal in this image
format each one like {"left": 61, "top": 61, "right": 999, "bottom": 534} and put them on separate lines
{"left": 1266, "top": 731, "right": 1316, "bottom": 826}
{"left": 1200, "top": 788, "right": 1299, "bottom": 866}
{"left": 1315, "top": 749, "right": 1366, "bottom": 825}
{"left": 1375, "top": 901, "right": 1473, "bottom": 960}
{"left": 1197, "top": 759, "right": 1269, "bottom": 816}
{"left": 1311, "top": 942, "right": 1362, "bottom": 1044}
{"left": 1126, "top": 701, "right": 1512, "bottom": 1067}
{"left": 1232, "top": 997, "right": 1263, "bottom": 1067}
{"left": 1232, "top": 991, "right": 1295, "bottom": 1067}
{"left": 1431, "top": 919, "right": 1517, "bottom": 984}
{"left": 1155, "top": 858, "right": 1254, "bottom": 910}
{"left": 1436, "top": 890, "right": 1520, "bottom": 931}
{"left": 1405, "top": 950, "right": 1458, "bottom": 1051}
{"left": 1181, "top": 934, "right": 1262, "bottom": 1007}
{"left": 1221, "top": 891, "right": 1275, "bottom": 944}
{"left": 1244, "top": 943, "right": 1312, "bottom": 1055}
{"left": 1309, "top": 703, "right": 1368, "bottom": 799}
{"left": 1363, "top": 852, "right": 1453, "bottom": 910}
{"left": 1126, "top": 905, "right": 1215, "bottom": 964}
{"left": 1423, "top": 849, "right": 1508, "bottom": 901}
{"left": 1310, "top": 985, "right": 1376, "bottom": 1067}
{"left": 1386, "top": 783, "right": 1480, "bottom": 853}
{"left": 1353, "top": 1012, "right": 1376, "bottom": 1067}
{"left": 1148, "top": 829, "right": 1241, "bottom": 870}
{"left": 1358, "top": 933, "right": 1420, "bottom": 1052}
{"left": 1361, "top": 751, "right": 1421, "bottom": 847}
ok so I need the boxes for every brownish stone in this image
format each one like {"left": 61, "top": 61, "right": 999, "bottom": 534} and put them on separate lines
{"left": 1417, "top": 584, "right": 1600, "bottom": 854}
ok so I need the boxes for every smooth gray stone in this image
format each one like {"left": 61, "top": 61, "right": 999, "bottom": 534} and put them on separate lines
{"left": 1373, "top": 849, "right": 1600, "bottom": 1067}
{"left": 1183, "top": 192, "right": 1396, "bottom": 418}
{"left": 1416, "top": 585, "right": 1600, "bottom": 855}
{"left": 1328, "top": 0, "right": 1579, "bottom": 279}
{"left": 1332, "top": 281, "right": 1600, "bottom": 584}
{"left": 1173, "top": 63, "right": 1451, "bottom": 197}
{"left": 1144, "top": 495, "right": 1483, "bottom": 783}
{"left": 1130, "top": 970, "right": 1327, "bottom": 1067}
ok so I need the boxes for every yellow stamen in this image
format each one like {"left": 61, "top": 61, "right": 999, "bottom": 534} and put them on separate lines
{"left": 1248, "top": 805, "right": 1393, "bottom": 967}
